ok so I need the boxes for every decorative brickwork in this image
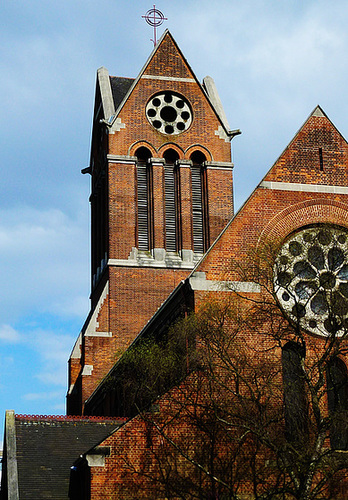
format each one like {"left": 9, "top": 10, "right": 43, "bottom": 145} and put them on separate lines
{"left": 67, "top": 30, "right": 234, "bottom": 415}
{"left": 259, "top": 198, "right": 348, "bottom": 247}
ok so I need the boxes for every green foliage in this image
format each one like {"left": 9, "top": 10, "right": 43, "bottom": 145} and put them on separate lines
{"left": 113, "top": 315, "right": 197, "bottom": 414}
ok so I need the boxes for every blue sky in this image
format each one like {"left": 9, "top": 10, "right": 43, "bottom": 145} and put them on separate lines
{"left": 1, "top": 0, "right": 348, "bottom": 424}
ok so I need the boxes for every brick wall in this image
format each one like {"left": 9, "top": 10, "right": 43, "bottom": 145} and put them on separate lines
{"left": 69, "top": 31, "right": 235, "bottom": 413}
{"left": 81, "top": 267, "right": 189, "bottom": 409}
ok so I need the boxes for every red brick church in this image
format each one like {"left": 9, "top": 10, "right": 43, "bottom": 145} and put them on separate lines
{"left": 2, "top": 31, "right": 348, "bottom": 499}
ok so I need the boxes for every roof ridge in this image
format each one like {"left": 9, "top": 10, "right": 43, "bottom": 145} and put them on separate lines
{"left": 109, "top": 76, "right": 134, "bottom": 80}
{"left": 15, "top": 414, "right": 128, "bottom": 422}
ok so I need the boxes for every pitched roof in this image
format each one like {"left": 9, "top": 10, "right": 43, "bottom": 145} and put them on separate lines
{"left": 187, "top": 105, "right": 348, "bottom": 270}
{"left": 96, "top": 30, "right": 238, "bottom": 138}
{"left": 109, "top": 76, "right": 134, "bottom": 111}
{"left": 3, "top": 412, "right": 125, "bottom": 500}
{"left": 263, "top": 105, "right": 348, "bottom": 186}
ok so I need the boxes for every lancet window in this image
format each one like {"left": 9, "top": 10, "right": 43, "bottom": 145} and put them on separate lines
{"left": 190, "top": 151, "right": 209, "bottom": 253}
{"left": 136, "top": 147, "right": 153, "bottom": 251}
{"left": 163, "top": 149, "right": 181, "bottom": 252}
{"left": 326, "top": 357, "right": 348, "bottom": 450}
{"left": 282, "top": 341, "right": 308, "bottom": 443}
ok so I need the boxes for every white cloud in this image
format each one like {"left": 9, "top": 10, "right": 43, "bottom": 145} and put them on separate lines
{"left": 240, "top": 18, "right": 343, "bottom": 87}
{"left": 52, "top": 402, "right": 66, "bottom": 412}
{"left": 23, "top": 390, "right": 61, "bottom": 402}
{"left": 25, "top": 329, "right": 75, "bottom": 387}
{"left": 35, "top": 371, "right": 68, "bottom": 387}
{"left": 0, "top": 325, "right": 74, "bottom": 393}
{"left": 0, "top": 325, "right": 20, "bottom": 343}
{"left": 0, "top": 205, "right": 89, "bottom": 324}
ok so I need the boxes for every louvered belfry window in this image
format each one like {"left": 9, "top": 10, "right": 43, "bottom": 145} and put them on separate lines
{"left": 136, "top": 148, "right": 153, "bottom": 251}
{"left": 190, "top": 151, "right": 209, "bottom": 253}
{"left": 164, "top": 149, "right": 181, "bottom": 252}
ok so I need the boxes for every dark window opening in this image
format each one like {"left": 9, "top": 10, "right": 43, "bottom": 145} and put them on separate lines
{"left": 136, "top": 147, "right": 153, "bottom": 251}
{"left": 190, "top": 151, "right": 209, "bottom": 253}
{"left": 282, "top": 341, "right": 308, "bottom": 444}
{"left": 91, "top": 163, "right": 108, "bottom": 288}
{"left": 319, "top": 147, "right": 324, "bottom": 172}
{"left": 163, "top": 149, "right": 181, "bottom": 252}
{"left": 327, "top": 357, "right": 348, "bottom": 450}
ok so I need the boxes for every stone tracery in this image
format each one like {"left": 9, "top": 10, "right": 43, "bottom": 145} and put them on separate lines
{"left": 274, "top": 225, "right": 348, "bottom": 336}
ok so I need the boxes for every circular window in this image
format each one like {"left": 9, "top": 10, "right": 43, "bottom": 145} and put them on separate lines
{"left": 274, "top": 225, "right": 348, "bottom": 337}
{"left": 146, "top": 92, "right": 192, "bottom": 135}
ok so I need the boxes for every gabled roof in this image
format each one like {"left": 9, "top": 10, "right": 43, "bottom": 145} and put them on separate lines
{"left": 262, "top": 105, "right": 348, "bottom": 185}
{"left": 96, "top": 30, "right": 239, "bottom": 138}
{"left": 2, "top": 412, "right": 125, "bottom": 500}
{"left": 190, "top": 106, "right": 348, "bottom": 269}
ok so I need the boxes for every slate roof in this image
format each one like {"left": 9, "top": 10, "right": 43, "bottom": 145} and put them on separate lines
{"left": 109, "top": 76, "right": 134, "bottom": 111}
{"left": 13, "top": 414, "right": 125, "bottom": 500}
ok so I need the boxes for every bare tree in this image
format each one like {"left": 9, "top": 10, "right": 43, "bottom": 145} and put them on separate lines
{"left": 117, "top": 229, "right": 348, "bottom": 499}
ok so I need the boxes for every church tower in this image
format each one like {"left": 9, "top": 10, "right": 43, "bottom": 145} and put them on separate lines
{"left": 67, "top": 31, "right": 239, "bottom": 415}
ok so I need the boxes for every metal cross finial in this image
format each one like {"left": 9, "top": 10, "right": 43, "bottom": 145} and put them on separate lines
{"left": 142, "top": 5, "right": 167, "bottom": 47}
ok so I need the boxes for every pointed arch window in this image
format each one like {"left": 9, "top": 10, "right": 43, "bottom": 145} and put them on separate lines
{"left": 163, "top": 149, "right": 181, "bottom": 252}
{"left": 136, "top": 147, "right": 154, "bottom": 251}
{"left": 282, "top": 341, "right": 308, "bottom": 443}
{"left": 190, "top": 151, "right": 209, "bottom": 253}
{"left": 326, "top": 357, "right": 348, "bottom": 450}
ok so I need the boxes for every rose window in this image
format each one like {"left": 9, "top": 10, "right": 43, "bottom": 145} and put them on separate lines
{"left": 274, "top": 225, "right": 348, "bottom": 337}
{"left": 146, "top": 91, "right": 192, "bottom": 135}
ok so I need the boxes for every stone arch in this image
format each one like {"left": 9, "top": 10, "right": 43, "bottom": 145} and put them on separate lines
{"left": 158, "top": 142, "right": 184, "bottom": 159}
{"left": 258, "top": 199, "right": 348, "bottom": 250}
{"left": 129, "top": 140, "right": 157, "bottom": 158}
{"left": 185, "top": 144, "right": 212, "bottom": 162}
